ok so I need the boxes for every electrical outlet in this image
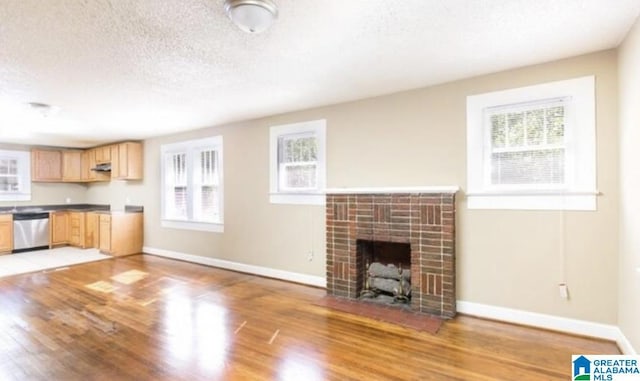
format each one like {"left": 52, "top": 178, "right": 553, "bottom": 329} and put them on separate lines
{"left": 65, "top": 197, "right": 71, "bottom": 204}
{"left": 558, "top": 283, "right": 569, "bottom": 299}
{"left": 307, "top": 251, "right": 314, "bottom": 262}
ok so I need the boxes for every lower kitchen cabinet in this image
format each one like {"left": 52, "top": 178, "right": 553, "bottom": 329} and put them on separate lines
{"left": 50, "top": 211, "right": 69, "bottom": 246}
{"left": 99, "top": 212, "right": 143, "bottom": 256}
{"left": 69, "top": 212, "right": 86, "bottom": 248}
{"left": 0, "top": 214, "right": 13, "bottom": 254}
{"left": 85, "top": 212, "right": 99, "bottom": 249}
{"left": 98, "top": 214, "right": 111, "bottom": 253}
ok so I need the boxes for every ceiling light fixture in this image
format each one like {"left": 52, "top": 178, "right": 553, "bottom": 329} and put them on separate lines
{"left": 26, "top": 102, "right": 59, "bottom": 118}
{"left": 224, "top": 0, "right": 278, "bottom": 34}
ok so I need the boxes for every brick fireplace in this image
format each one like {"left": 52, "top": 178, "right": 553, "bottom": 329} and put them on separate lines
{"left": 325, "top": 187, "right": 457, "bottom": 318}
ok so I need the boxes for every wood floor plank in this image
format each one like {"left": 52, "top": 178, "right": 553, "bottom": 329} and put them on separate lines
{"left": 0, "top": 254, "right": 620, "bottom": 380}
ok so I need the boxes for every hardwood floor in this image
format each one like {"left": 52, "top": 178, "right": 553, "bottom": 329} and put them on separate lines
{"left": 0, "top": 254, "right": 619, "bottom": 380}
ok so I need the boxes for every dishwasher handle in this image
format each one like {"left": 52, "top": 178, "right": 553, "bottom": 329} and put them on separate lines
{"left": 13, "top": 212, "right": 50, "bottom": 220}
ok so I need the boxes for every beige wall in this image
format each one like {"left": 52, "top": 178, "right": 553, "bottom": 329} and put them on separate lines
{"left": 0, "top": 143, "right": 87, "bottom": 208}
{"left": 618, "top": 16, "right": 640, "bottom": 351}
{"left": 86, "top": 50, "right": 619, "bottom": 324}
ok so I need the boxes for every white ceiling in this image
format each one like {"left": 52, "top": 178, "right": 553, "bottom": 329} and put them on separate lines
{"left": 1, "top": 0, "right": 639, "bottom": 148}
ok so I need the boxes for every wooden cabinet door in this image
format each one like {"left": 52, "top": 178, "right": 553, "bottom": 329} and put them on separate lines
{"left": 82, "top": 149, "right": 101, "bottom": 182}
{"left": 110, "top": 144, "right": 120, "bottom": 179}
{"left": 0, "top": 215, "right": 13, "bottom": 254}
{"left": 108, "top": 213, "right": 143, "bottom": 256}
{"left": 68, "top": 212, "right": 85, "bottom": 247}
{"left": 98, "top": 214, "right": 111, "bottom": 253}
{"left": 95, "top": 146, "right": 111, "bottom": 164}
{"left": 50, "top": 212, "right": 69, "bottom": 246}
{"left": 111, "top": 142, "right": 143, "bottom": 180}
{"left": 62, "top": 150, "right": 83, "bottom": 182}
{"left": 31, "top": 149, "right": 62, "bottom": 181}
{"left": 85, "top": 212, "right": 99, "bottom": 248}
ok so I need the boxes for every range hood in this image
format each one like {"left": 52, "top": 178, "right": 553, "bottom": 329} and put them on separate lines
{"left": 91, "top": 163, "right": 111, "bottom": 172}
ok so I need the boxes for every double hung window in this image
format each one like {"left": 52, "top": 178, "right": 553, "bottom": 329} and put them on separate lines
{"left": 0, "top": 150, "right": 31, "bottom": 201}
{"left": 161, "top": 136, "right": 223, "bottom": 232}
{"left": 270, "top": 120, "right": 326, "bottom": 205}
{"left": 466, "top": 76, "right": 596, "bottom": 210}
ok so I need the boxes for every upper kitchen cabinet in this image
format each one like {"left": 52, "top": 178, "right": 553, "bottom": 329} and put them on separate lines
{"left": 94, "top": 145, "right": 112, "bottom": 164}
{"left": 62, "top": 150, "right": 83, "bottom": 182}
{"left": 81, "top": 149, "right": 109, "bottom": 183}
{"left": 31, "top": 149, "right": 62, "bottom": 181}
{"left": 111, "top": 142, "right": 143, "bottom": 180}
{"left": 32, "top": 141, "right": 142, "bottom": 183}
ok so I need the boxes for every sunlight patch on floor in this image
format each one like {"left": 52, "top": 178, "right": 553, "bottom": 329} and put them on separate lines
{"left": 111, "top": 269, "right": 148, "bottom": 284}
{"left": 85, "top": 280, "right": 117, "bottom": 293}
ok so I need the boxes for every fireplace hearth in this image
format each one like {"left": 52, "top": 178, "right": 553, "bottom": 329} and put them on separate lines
{"left": 325, "top": 187, "right": 457, "bottom": 318}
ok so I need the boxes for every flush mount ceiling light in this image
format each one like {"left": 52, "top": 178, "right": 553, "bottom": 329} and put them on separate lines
{"left": 224, "top": 0, "right": 279, "bottom": 34}
{"left": 25, "top": 102, "right": 60, "bottom": 118}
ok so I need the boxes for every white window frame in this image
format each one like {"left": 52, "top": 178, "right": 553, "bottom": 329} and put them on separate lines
{"left": 466, "top": 76, "right": 596, "bottom": 210}
{"left": 269, "top": 119, "right": 326, "bottom": 205}
{"left": 0, "top": 149, "right": 31, "bottom": 201}
{"left": 160, "top": 136, "right": 224, "bottom": 232}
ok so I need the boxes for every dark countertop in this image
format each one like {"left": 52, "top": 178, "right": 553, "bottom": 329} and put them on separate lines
{"left": 0, "top": 204, "right": 143, "bottom": 215}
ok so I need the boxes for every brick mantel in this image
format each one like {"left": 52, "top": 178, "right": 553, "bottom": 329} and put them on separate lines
{"left": 325, "top": 190, "right": 457, "bottom": 318}
{"left": 324, "top": 186, "right": 459, "bottom": 194}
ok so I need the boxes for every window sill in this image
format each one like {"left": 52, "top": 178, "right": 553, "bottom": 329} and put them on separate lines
{"left": 0, "top": 194, "right": 31, "bottom": 202}
{"left": 270, "top": 192, "right": 325, "bottom": 205}
{"left": 467, "top": 191, "right": 598, "bottom": 211}
{"left": 162, "top": 219, "right": 224, "bottom": 233}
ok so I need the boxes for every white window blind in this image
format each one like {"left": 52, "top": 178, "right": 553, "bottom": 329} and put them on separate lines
{"left": 466, "top": 76, "right": 596, "bottom": 210}
{"left": 193, "top": 149, "right": 220, "bottom": 222}
{"left": 164, "top": 152, "right": 187, "bottom": 220}
{"left": 486, "top": 98, "right": 567, "bottom": 189}
{"left": 161, "top": 136, "right": 223, "bottom": 232}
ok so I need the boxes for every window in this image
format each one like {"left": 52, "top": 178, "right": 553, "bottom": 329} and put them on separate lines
{"left": 466, "top": 76, "right": 596, "bottom": 210}
{"left": 0, "top": 149, "right": 31, "bottom": 201}
{"left": 270, "top": 120, "right": 326, "bottom": 205}
{"left": 161, "top": 136, "right": 223, "bottom": 232}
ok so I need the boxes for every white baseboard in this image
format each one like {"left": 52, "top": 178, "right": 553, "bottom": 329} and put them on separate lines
{"left": 457, "top": 301, "right": 636, "bottom": 355}
{"left": 615, "top": 328, "right": 638, "bottom": 355}
{"left": 142, "top": 246, "right": 326, "bottom": 288}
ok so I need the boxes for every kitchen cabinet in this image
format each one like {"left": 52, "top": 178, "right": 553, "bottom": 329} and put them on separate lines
{"left": 68, "top": 212, "right": 85, "bottom": 248}
{"left": 32, "top": 149, "right": 62, "bottom": 181}
{"left": 111, "top": 142, "right": 143, "bottom": 180}
{"left": 0, "top": 214, "right": 13, "bottom": 254}
{"left": 81, "top": 150, "right": 92, "bottom": 181}
{"left": 99, "top": 212, "right": 143, "bottom": 256}
{"left": 98, "top": 214, "right": 111, "bottom": 253}
{"left": 62, "top": 150, "right": 83, "bottom": 182}
{"left": 50, "top": 211, "right": 69, "bottom": 246}
{"left": 94, "top": 145, "right": 112, "bottom": 164}
{"left": 32, "top": 142, "right": 142, "bottom": 184}
{"left": 81, "top": 149, "right": 109, "bottom": 183}
{"left": 85, "top": 211, "right": 99, "bottom": 249}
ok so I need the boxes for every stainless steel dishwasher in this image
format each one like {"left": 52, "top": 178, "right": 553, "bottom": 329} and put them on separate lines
{"left": 13, "top": 212, "right": 50, "bottom": 252}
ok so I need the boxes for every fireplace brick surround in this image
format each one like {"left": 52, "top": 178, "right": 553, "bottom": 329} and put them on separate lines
{"left": 325, "top": 188, "right": 457, "bottom": 318}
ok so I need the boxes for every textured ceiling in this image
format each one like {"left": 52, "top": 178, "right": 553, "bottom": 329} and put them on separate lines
{"left": 0, "top": 0, "right": 639, "bottom": 147}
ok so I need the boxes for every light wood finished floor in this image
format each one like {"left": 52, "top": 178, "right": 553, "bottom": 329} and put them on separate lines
{"left": 0, "top": 254, "right": 619, "bottom": 380}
